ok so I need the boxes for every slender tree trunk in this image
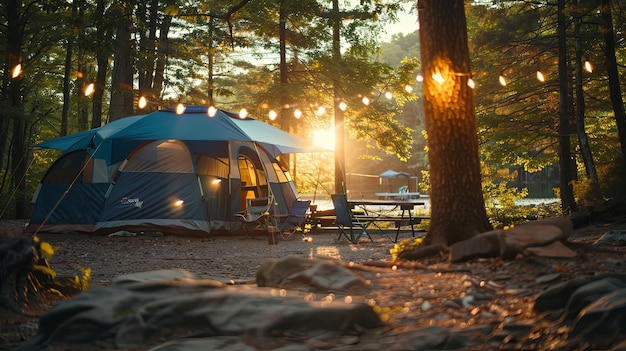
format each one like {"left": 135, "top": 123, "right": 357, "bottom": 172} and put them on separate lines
{"left": 332, "top": 0, "right": 346, "bottom": 194}
{"left": 279, "top": 1, "right": 289, "bottom": 130}
{"left": 60, "top": 0, "right": 76, "bottom": 136}
{"left": 418, "top": 0, "right": 491, "bottom": 246}
{"left": 574, "top": 15, "right": 602, "bottom": 203}
{"left": 0, "top": 56, "right": 9, "bottom": 171}
{"left": 109, "top": 0, "right": 135, "bottom": 121}
{"left": 152, "top": 7, "right": 172, "bottom": 106}
{"left": 91, "top": 0, "right": 108, "bottom": 128}
{"left": 557, "top": 0, "right": 578, "bottom": 213}
{"left": 6, "top": 0, "right": 28, "bottom": 218}
{"left": 207, "top": 17, "right": 215, "bottom": 105}
{"left": 601, "top": 0, "right": 626, "bottom": 167}
{"left": 76, "top": 0, "right": 89, "bottom": 130}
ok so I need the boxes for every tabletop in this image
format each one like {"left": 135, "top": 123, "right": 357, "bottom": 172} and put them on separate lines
{"left": 348, "top": 199, "right": 425, "bottom": 210}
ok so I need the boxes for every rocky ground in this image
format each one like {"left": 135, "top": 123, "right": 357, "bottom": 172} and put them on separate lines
{"left": 1, "top": 215, "right": 626, "bottom": 351}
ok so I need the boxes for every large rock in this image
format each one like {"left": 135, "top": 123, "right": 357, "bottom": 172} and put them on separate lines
{"left": 499, "top": 224, "right": 563, "bottom": 259}
{"left": 449, "top": 218, "right": 574, "bottom": 262}
{"left": 22, "top": 268, "right": 383, "bottom": 350}
{"left": 449, "top": 230, "right": 503, "bottom": 263}
{"left": 256, "top": 256, "right": 367, "bottom": 291}
{"left": 515, "top": 217, "right": 573, "bottom": 239}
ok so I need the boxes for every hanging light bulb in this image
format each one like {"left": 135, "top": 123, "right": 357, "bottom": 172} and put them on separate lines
{"left": 498, "top": 75, "right": 507, "bottom": 86}
{"left": 137, "top": 96, "right": 147, "bottom": 109}
{"left": 84, "top": 83, "right": 95, "bottom": 96}
{"left": 384, "top": 91, "right": 393, "bottom": 100}
{"left": 176, "top": 103, "right": 185, "bottom": 114}
{"left": 584, "top": 60, "right": 593, "bottom": 73}
{"left": 467, "top": 78, "right": 475, "bottom": 89}
{"left": 536, "top": 70, "right": 545, "bottom": 82}
{"left": 294, "top": 109, "right": 302, "bottom": 119}
{"left": 239, "top": 108, "right": 248, "bottom": 119}
{"left": 11, "top": 64, "right": 21, "bottom": 78}
{"left": 338, "top": 101, "right": 347, "bottom": 111}
{"left": 268, "top": 110, "right": 277, "bottom": 120}
{"left": 207, "top": 106, "right": 217, "bottom": 117}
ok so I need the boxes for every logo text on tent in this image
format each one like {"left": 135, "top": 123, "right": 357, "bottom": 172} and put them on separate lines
{"left": 121, "top": 197, "right": 143, "bottom": 208}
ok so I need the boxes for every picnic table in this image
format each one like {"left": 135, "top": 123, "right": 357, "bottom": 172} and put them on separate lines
{"left": 348, "top": 199, "right": 428, "bottom": 242}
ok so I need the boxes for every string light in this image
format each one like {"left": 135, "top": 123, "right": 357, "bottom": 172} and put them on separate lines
{"left": 416, "top": 73, "right": 424, "bottom": 82}
{"left": 404, "top": 85, "right": 414, "bottom": 93}
{"left": 137, "top": 96, "right": 147, "bottom": 109}
{"left": 239, "top": 108, "right": 248, "bottom": 119}
{"left": 584, "top": 60, "right": 593, "bottom": 73}
{"left": 339, "top": 101, "right": 347, "bottom": 111}
{"left": 316, "top": 106, "right": 326, "bottom": 115}
{"left": 269, "top": 110, "right": 277, "bottom": 120}
{"left": 498, "top": 75, "right": 507, "bottom": 86}
{"left": 467, "top": 78, "right": 475, "bottom": 89}
{"left": 536, "top": 70, "right": 545, "bottom": 82}
{"left": 294, "top": 109, "right": 302, "bottom": 119}
{"left": 84, "top": 83, "right": 95, "bottom": 96}
{"left": 207, "top": 106, "right": 217, "bottom": 117}
{"left": 385, "top": 91, "right": 393, "bottom": 99}
{"left": 175, "top": 103, "right": 185, "bottom": 114}
{"left": 11, "top": 64, "right": 21, "bottom": 78}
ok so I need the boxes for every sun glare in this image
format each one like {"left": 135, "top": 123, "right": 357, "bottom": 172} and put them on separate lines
{"left": 311, "top": 129, "right": 335, "bottom": 149}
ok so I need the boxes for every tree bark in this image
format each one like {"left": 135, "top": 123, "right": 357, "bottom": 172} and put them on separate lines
{"left": 60, "top": 0, "right": 76, "bottom": 136}
{"left": 601, "top": 0, "right": 626, "bottom": 167}
{"left": 6, "top": 0, "right": 28, "bottom": 218}
{"left": 332, "top": 0, "right": 346, "bottom": 194}
{"left": 91, "top": 0, "right": 108, "bottom": 128}
{"left": 574, "top": 15, "right": 601, "bottom": 202}
{"left": 418, "top": 0, "right": 491, "bottom": 246}
{"left": 557, "top": 0, "right": 578, "bottom": 213}
{"left": 108, "top": 0, "right": 135, "bottom": 121}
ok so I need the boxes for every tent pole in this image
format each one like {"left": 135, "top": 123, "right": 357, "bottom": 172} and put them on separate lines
{"left": 32, "top": 139, "right": 105, "bottom": 235}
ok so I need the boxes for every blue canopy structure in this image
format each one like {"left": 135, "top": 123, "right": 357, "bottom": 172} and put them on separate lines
{"left": 28, "top": 106, "right": 328, "bottom": 235}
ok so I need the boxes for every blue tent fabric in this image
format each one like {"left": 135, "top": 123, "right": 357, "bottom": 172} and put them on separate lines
{"left": 36, "top": 107, "right": 326, "bottom": 158}
{"left": 28, "top": 107, "right": 325, "bottom": 235}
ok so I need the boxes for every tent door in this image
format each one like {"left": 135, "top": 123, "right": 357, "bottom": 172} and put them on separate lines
{"left": 237, "top": 152, "right": 268, "bottom": 208}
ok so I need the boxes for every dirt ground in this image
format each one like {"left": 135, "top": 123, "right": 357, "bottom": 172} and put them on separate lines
{"left": 1, "top": 215, "right": 626, "bottom": 351}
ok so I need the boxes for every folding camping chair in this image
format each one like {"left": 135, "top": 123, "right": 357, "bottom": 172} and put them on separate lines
{"left": 233, "top": 196, "right": 274, "bottom": 234}
{"left": 270, "top": 199, "right": 311, "bottom": 240}
{"left": 331, "top": 194, "right": 373, "bottom": 243}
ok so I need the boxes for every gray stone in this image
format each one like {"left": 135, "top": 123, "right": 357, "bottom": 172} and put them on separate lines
{"left": 406, "top": 326, "right": 468, "bottom": 350}
{"left": 449, "top": 230, "right": 503, "bottom": 263}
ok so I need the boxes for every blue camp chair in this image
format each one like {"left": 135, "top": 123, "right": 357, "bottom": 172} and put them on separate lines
{"left": 331, "top": 194, "right": 373, "bottom": 243}
{"left": 271, "top": 199, "right": 311, "bottom": 240}
{"left": 233, "top": 196, "right": 273, "bottom": 234}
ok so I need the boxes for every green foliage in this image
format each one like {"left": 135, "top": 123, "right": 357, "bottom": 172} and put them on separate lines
{"left": 573, "top": 156, "right": 626, "bottom": 208}
{"left": 71, "top": 267, "right": 91, "bottom": 292}
{"left": 390, "top": 236, "right": 424, "bottom": 261}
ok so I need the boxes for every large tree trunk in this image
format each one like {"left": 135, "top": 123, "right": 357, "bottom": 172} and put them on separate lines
{"left": 601, "top": 0, "right": 626, "bottom": 167}
{"left": 418, "top": 0, "right": 491, "bottom": 246}
{"left": 557, "top": 0, "right": 578, "bottom": 213}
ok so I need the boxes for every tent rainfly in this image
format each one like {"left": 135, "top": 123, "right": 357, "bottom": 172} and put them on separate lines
{"left": 27, "top": 106, "right": 327, "bottom": 235}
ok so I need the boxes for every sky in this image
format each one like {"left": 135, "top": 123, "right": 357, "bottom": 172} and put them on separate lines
{"left": 382, "top": 3, "right": 419, "bottom": 41}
